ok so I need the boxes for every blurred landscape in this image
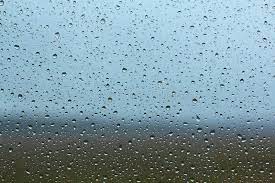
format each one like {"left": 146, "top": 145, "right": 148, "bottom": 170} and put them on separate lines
{"left": 0, "top": 117, "right": 274, "bottom": 182}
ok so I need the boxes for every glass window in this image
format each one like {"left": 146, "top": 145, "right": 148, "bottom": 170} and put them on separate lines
{"left": 0, "top": 0, "right": 274, "bottom": 182}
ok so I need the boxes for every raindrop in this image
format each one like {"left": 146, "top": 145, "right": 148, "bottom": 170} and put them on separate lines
{"left": 197, "top": 128, "right": 202, "bottom": 133}
{"left": 8, "top": 148, "right": 13, "bottom": 153}
{"left": 183, "top": 122, "right": 188, "bottom": 126}
{"left": 196, "top": 115, "right": 200, "bottom": 122}
{"left": 122, "top": 67, "right": 127, "bottom": 72}
{"left": 210, "top": 129, "right": 215, "bottom": 135}
{"left": 172, "top": 91, "right": 176, "bottom": 96}
{"left": 14, "top": 45, "right": 20, "bottom": 49}
{"left": 100, "top": 18, "right": 106, "bottom": 24}
{"left": 83, "top": 140, "right": 88, "bottom": 145}
{"left": 115, "top": 5, "right": 120, "bottom": 10}
{"left": 54, "top": 32, "right": 60, "bottom": 39}
{"left": 192, "top": 98, "right": 198, "bottom": 103}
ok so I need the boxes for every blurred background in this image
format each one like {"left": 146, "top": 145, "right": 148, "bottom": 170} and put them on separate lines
{"left": 0, "top": 0, "right": 274, "bottom": 182}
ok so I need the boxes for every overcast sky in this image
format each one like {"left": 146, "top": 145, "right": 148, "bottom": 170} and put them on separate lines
{"left": 0, "top": 0, "right": 274, "bottom": 123}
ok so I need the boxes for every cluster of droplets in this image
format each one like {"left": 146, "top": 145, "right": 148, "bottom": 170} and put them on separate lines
{"left": 0, "top": 115, "right": 273, "bottom": 182}
{"left": 0, "top": 0, "right": 274, "bottom": 182}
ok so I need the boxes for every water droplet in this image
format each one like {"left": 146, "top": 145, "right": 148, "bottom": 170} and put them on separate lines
{"left": 115, "top": 5, "right": 120, "bottom": 10}
{"left": 0, "top": 0, "right": 4, "bottom": 6}
{"left": 197, "top": 128, "right": 202, "bottom": 133}
{"left": 14, "top": 45, "right": 20, "bottom": 50}
{"left": 8, "top": 147, "right": 13, "bottom": 153}
{"left": 54, "top": 32, "right": 60, "bottom": 39}
{"left": 210, "top": 129, "right": 215, "bottom": 135}
{"left": 122, "top": 67, "right": 127, "bottom": 72}
{"left": 100, "top": 18, "right": 106, "bottom": 24}
{"left": 172, "top": 91, "right": 176, "bottom": 96}
{"left": 196, "top": 115, "right": 200, "bottom": 122}
{"left": 28, "top": 125, "right": 33, "bottom": 130}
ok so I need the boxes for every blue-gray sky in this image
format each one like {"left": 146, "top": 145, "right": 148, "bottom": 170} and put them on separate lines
{"left": 0, "top": 0, "right": 274, "bottom": 123}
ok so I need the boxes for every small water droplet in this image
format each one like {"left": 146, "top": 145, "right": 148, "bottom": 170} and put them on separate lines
{"left": 14, "top": 45, "right": 20, "bottom": 50}
{"left": 122, "top": 67, "right": 127, "bottom": 72}
{"left": 55, "top": 32, "right": 60, "bottom": 39}
{"left": 100, "top": 18, "right": 106, "bottom": 24}
{"left": 196, "top": 115, "right": 200, "bottom": 122}
{"left": 8, "top": 147, "right": 13, "bottom": 153}
{"left": 210, "top": 129, "right": 215, "bottom": 135}
{"left": 115, "top": 5, "right": 120, "bottom": 10}
{"left": 172, "top": 91, "right": 176, "bottom": 96}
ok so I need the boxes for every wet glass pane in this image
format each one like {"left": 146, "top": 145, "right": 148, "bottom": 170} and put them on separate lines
{"left": 0, "top": 0, "right": 274, "bottom": 182}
